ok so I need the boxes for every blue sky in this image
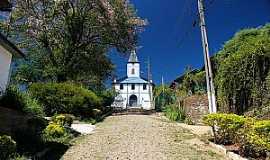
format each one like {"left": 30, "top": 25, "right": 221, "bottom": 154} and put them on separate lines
{"left": 110, "top": 0, "right": 270, "bottom": 85}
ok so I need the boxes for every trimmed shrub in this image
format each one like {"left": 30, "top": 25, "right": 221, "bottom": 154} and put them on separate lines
{"left": 164, "top": 104, "right": 186, "bottom": 122}
{"left": 204, "top": 113, "right": 270, "bottom": 158}
{"left": 0, "top": 135, "right": 16, "bottom": 160}
{"left": 43, "top": 123, "right": 65, "bottom": 138}
{"left": 51, "top": 114, "right": 75, "bottom": 127}
{"left": 0, "top": 86, "right": 44, "bottom": 117}
{"left": 240, "top": 120, "right": 270, "bottom": 158}
{"left": 203, "top": 113, "right": 246, "bottom": 144}
{"left": 29, "top": 82, "right": 102, "bottom": 116}
{"left": 42, "top": 122, "right": 75, "bottom": 144}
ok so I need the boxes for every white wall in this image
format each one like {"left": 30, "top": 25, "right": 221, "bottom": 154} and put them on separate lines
{"left": 127, "top": 63, "right": 140, "bottom": 77}
{"left": 0, "top": 45, "right": 12, "bottom": 94}
{"left": 113, "top": 83, "right": 154, "bottom": 110}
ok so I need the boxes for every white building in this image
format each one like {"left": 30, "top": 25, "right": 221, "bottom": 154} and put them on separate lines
{"left": 0, "top": 33, "right": 24, "bottom": 94}
{"left": 112, "top": 51, "right": 154, "bottom": 110}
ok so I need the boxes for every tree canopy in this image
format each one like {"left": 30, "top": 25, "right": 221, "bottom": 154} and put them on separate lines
{"left": 1, "top": 0, "right": 145, "bottom": 88}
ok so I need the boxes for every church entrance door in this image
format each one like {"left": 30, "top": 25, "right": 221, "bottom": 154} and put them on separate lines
{"left": 129, "top": 95, "right": 138, "bottom": 107}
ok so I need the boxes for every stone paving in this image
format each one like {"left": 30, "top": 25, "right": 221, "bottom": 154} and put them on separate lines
{"left": 62, "top": 115, "right": 226, "bottom": 160}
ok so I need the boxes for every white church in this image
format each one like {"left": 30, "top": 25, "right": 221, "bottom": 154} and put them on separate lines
{"left": 112, "top": 50, "right": 154, "bottom": 110}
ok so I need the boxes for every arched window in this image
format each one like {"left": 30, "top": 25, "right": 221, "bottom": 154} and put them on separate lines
{"left": 131, "top": 68, "right": 135, "bottom": 74}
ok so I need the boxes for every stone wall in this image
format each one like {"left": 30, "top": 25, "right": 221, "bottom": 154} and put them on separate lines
{"left": 183, "top": 94, "right": 209, "bottom": 124}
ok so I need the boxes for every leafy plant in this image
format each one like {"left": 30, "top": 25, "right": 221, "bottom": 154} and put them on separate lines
{"left": 214, "top": 24, "right": 270, "bottom": 114}
{"left": 154, "top": 85, "right": 176, "bottom": 111}
{"left": 164, "top": 104, "right": 186, "bottom": 122}
{"left": 0, "top": 86, "right": 44, "bottom": 117}
{"left": 240, "top": 120, "right": 270, "bottom": 158}
{"left": 43, "top": 123, "right": 66, "bottom": 139}
{"left": 51, "top": 114, "right": 75, "bottom": 127}
{"left": 0, "top": 135, "right": 16, "bottom": 160}
{"left": 4, "top": 0, "right": 144, "bottom": 87}
{"left": 204, "top": 113, "right": 270, "bottom": 158}
{"left": 203, "top": 113, "right": 246, "bottom": 144}
{"left": 98, "top": 89, "right": 117, "bottom": 107}
{"left": 29, "top": 82, "right": 101, "bottom": 117}
{"left": 42, "top": 122, "right": 75, "bottom": 144}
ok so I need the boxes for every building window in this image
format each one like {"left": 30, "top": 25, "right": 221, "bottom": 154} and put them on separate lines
{"left": 120, "top": 84, "right": 123, "bottom": 90}
{"left": 131, "top": 68, "right": 135, "bottom": 74}
{"left": 131, "top": 84, "right": 135, "bottom": 90}
{"left": 143, "top": 84, "right": 147, "bottom": 90}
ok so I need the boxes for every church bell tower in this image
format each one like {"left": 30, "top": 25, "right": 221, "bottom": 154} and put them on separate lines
{"left": 127, "top": 50, "right": 140, "bottom": 78}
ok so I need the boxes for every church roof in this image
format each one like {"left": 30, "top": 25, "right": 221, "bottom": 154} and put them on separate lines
{"left": 128, "top": 50, "right": 139, "bottom": 63}
{"left": 120, "top": 77, "right": 148, "bottom": 84}
{"left": 114, "top": 76, "right": 151, "bottom": 84}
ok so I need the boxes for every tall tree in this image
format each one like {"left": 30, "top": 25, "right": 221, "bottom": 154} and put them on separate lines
{"left": 2, "top": 0, "right": 145, "bottom": 87}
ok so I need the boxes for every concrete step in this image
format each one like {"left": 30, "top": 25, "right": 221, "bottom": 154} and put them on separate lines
{"left": 112, "top": 109, "right": 156, "bottom": 116}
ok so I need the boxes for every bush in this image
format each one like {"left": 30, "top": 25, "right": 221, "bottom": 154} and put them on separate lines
{"left": 29, "top": 82, "right": 102, "bottom": 116}
{"left": 0, "top": 135, "right": 16, "bottom": 160}
{"left": 98, "top": 89, "right": 117, "bottom": 107}
{"left": 240, "top": 120, "right": 270, "bottom": 158}
{"left": 0, "top": 86, "right": 44, "bottom": 117}
{"left": 52, "top": 114, "right": 75, "bottom": 127}
{"left": 42, "top": 122, "right": 75, "bottom": 144}
{"left": 203, "top": 113, "right": 246, "bottom": 144}
{"left": 164, "top": 104, "right": 186, "bottom": 122}
{"left": 204, "top": 113, "right": 270, "bottom": 159}
{"left": 43, "top": 123, "right": 65, "bottom": 138}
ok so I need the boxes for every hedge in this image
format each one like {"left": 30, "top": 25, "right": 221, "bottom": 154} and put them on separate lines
{"left": 203, "top": 113, "right": 270, "bottom": 158}
{"left": 203, "top": 113, "right": 246, "bottom": 144}
{"left": 29, "top": 82, "right": 102, "bottom": 116}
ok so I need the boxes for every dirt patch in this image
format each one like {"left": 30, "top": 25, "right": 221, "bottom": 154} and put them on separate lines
{"left": 176, "top": 123, "right": 212, "bottom": 136}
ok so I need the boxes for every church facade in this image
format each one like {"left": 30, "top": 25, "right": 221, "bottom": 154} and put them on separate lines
{"left": 112, "top": 51, "right": 154, "bottom": 110}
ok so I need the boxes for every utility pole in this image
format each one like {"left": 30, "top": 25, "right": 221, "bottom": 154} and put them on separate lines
{"left": 161, "top": 76, "right": 165, "bottom": 93}
{"left": 197, "top": 0, "right": 217, "bottom": 113}
{"left": 147, "top": 57, "right": 153, "bottom": 109}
